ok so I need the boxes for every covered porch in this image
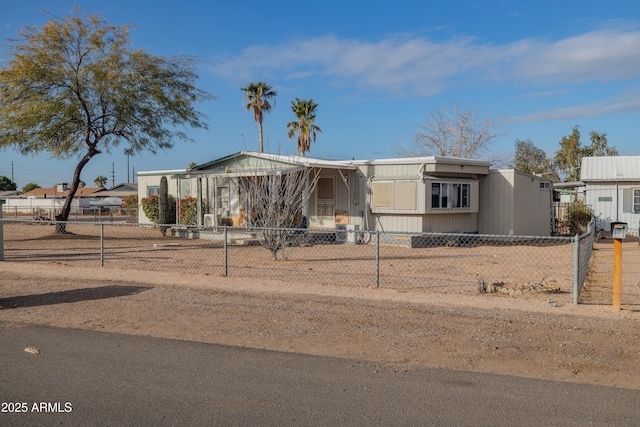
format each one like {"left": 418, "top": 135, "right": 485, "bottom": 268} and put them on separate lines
{"left": 170, "top": 151, "right": 359, "bottom": 230}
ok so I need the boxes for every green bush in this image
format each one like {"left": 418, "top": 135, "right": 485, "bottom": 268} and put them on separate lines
{"left": 567, "top": 201, "right": 593, "bottom": 234}
{"left": 141, "top": 194, "right": 176, "bottom": 224}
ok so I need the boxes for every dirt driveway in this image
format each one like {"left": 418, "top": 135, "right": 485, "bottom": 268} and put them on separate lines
{"left": 1, "top": 238, "right": 639, "bottom": 390}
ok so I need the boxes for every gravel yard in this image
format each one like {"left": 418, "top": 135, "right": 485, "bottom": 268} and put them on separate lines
{"left": 1, "top": 237, "right": 639, "bottom": 390}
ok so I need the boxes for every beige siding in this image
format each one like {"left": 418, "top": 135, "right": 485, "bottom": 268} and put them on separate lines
{"left": 374, "top": 211, "right": 479, "bottom": 233}
{"left": 478, "top": 170, "right": 552, "bottom": 236}
{"left": 375, "top": 214, "right": 423, "bottom": 233}
{"left": 368, "top": 163, "right": 423, "bottom": 178}
{"left": 422, "top": 212, "right": 478, "bottom": 233}
{"left": 478, "top": 171, "right": 514, "bottom": 235}
{"left": 423, "top": 163, "right": 488, "bottom": 176}
{"left": 513, "top": 172, "right": 552, "bottom": 236}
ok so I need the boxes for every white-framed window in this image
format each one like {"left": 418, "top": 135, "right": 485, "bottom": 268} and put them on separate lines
{"left": 431, "top": 182, "right": 470, "bottom": 209}
{"left": 147, "top": 186, "right": 160, "bottom": 197}
{"left": 634, "top": 189, "right": 640, "bottom": 213}
{"left": 539, "top": 182, "right": 550, "bottom": 190}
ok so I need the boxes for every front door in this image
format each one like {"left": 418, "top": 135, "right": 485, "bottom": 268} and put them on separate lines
{"left": 315, "top": 176, "right": 335, "bottom": 228}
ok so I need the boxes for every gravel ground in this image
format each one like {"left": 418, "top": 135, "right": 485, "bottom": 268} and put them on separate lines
{"left": 1, "top": 238, "right": 639, "bottom": 390}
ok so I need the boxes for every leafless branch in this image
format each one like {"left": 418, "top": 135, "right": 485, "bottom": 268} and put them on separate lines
{"left": 397, "top": 105, "right": 507, "bottom": 159}
{"left": 237, "top": 162, "right": 319, "bottom": 260}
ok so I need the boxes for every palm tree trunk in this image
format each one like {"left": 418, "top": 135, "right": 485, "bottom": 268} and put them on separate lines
{"left": 258, "top": 122, "right": 264, "bottom": 152}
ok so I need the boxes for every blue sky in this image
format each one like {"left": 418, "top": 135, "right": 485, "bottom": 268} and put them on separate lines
{"left": 2, "top": 0, "right": 640, "bottom": 188}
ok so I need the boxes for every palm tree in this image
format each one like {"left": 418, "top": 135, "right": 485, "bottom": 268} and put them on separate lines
{"left": 241, "top": 82, "right": 277, "bottom": 152}
{"left": 286, "top": 98, "right": 321, "bottom": 157}
{"left": 94, "top": 175, "right": 108, "bottom": 187}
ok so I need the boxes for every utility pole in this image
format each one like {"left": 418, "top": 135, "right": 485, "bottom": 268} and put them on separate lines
{"left": 111, "top": 162, "right": 115, "bottom": 188}
{"left": 124, "top": 148, "right": 134, "bottom": 183}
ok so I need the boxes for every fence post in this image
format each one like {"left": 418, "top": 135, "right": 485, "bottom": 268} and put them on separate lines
{"left": 223, "top": 226, "right": 228, "bottom": 276}
{"left": 100, "top": 223, "right": 105, "bottom": 267}
{"left": 0, "top": 206, "right": 4, "bottom": 261}
{"left": 375, "top": 231, "right": 380, "bottom": 288}
{"left": 572, "top": 233, "right": 580, "bottom": 304}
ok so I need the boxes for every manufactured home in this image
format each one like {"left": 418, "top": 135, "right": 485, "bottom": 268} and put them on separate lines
{"left": 136, "top": 151, "right": 553, "bottom": 238}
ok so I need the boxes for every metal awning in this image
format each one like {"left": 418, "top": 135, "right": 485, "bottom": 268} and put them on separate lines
{"left": 171, "top": 166, "right": 306, "bottom": 180}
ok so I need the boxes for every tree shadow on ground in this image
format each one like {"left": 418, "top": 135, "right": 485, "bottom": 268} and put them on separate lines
{"left": 0, "top": 285, "right": 151, "bottom": 309}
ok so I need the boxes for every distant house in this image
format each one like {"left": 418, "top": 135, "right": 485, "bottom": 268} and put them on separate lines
{"left": 0, "top": 190, "right": 20, "bottom": 197}
{"left": 21, "top": 183, "right": 104, "bottom": 199}
{"left": 92, "top": 182, "right": 138, "bottom": 199}
{"left": 88, "top": 183, "right": 138, "bottom": 208}
{"left": 3, "top": 183, "right": 104, "bottom": 214}
{"left": 581, "top": 156, "right": 640, "bottom": 235}
{"left": 137, "top": 151, "right": 554, "bottom": 239}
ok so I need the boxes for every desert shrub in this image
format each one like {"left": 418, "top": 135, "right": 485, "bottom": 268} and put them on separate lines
{"left": 141, "top": 194, "right": 176, "bottom": 224}
{"left": 567, "top": 201, "right": 594, "bottom": 234}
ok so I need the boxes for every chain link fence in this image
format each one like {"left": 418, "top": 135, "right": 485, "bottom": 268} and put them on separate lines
{"left": 0, "top": 217, "right": 597, "bottom": 301}
{"left": 573, "top": 217, "right": 597, "bottom": 303}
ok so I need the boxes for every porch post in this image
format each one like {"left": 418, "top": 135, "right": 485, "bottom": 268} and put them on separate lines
{"left": 302, "top": 171, "right": 309, "bottom": 222}
{"left": 0, "top": 203, "right": 4, "bottom": 261}
{"left": 197, "top": 177, "right": 202, "bottom": 226}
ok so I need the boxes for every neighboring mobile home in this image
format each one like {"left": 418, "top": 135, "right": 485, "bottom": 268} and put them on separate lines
{"left": 581, "top": 156, "right": 640, "bottom": 235}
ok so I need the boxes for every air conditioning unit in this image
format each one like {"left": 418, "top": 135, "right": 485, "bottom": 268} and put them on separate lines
{"left": 345, "top": 224, "right": 360, "bottom": 244}
{"left": 336, "top": 224, "right": 360, "bottom": 244}
{"left": 203, "top": 214, "right": 215, "bottom": 228}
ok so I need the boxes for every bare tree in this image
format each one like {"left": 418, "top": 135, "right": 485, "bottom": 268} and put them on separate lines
{"left": 237, "top": 164, "right": 319, "bottom": 260}
{"left": 397, "top": 105, "right": 506, "bottom": 159}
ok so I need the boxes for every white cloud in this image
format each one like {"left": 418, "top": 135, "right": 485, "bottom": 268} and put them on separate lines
{"left": 209, "top": 34, "right": 497, "bottom": 96}
{"left": 209, "top": 24, "right": 640, "bottom": 99}
{"left": 505, "top": 91, "right": 640, "bottom": 123}
{"left": 514, "top": 31, "right": 640, "bottom": 83}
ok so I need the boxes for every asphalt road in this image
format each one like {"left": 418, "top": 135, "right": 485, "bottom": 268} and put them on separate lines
{"left": 1, "top": 325, "right": 639, "bottom": 426}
